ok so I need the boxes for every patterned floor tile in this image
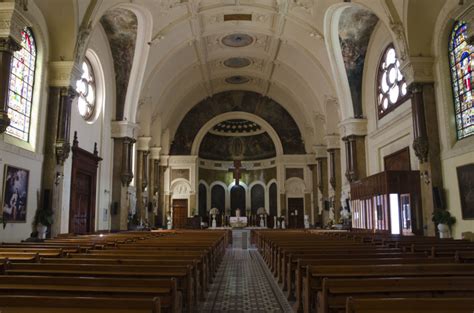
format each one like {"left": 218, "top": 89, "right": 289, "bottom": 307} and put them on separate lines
{"left": 200, "top": 248, "right": 293, "bottom": 313}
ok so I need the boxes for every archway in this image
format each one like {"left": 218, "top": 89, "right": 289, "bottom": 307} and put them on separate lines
{"left": 231, "top": 185, "right": 246, "bottom": 216}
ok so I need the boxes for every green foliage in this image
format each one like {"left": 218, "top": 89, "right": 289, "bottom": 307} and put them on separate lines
{"left": 33, "top": 208, "right": 54, "bottom": 227}
{"left": 432, "top": 209, "right": 456, "bottom": 230}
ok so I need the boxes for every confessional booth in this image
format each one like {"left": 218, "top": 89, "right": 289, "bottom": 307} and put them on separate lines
{"left": 350, "top": 171, "right": 423, "bottom": 235}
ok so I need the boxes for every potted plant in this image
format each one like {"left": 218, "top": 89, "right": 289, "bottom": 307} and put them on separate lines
{"left": 32, "top": 208, "right": 53, "bottom": 239}
{"left": 432, "top": 209, "right": 456, "bottom": 238}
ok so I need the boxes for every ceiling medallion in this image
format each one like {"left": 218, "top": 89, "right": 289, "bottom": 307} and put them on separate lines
{"left": 222, "top": 33, "right": 254, "bottom": 47}
{"left": 224, "top": 57, "right": 251, "bottom": 68}
{"left": 225, "top": 76, "right": 250, "bottom": 84}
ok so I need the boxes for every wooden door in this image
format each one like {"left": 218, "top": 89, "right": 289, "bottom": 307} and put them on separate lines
{"left": 173, "top": 199, "right": 188, "bottom": 229}
{"left": 69, "top": 133, "right": 102, "bottom": 234}
{"left": 70, "top": 172, "right": 92, "bottom": 234}
{"left": 288, "top": 197, "right": 304, "bottom": 228}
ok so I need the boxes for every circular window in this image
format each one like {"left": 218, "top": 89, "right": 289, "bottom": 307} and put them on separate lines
{"left": 76, "top": 59, "right": 96, "bottom": 120}
{"left": 377, "top": 44, "right": 408, "bottom": 118}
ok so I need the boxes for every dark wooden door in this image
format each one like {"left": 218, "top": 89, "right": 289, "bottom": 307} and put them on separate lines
{"left": 288, "top": 197, "right": 304, "bottom": 228}
{"left": 70, "top": 172, "right": 92, "bottom": 234}
{"left": 173, "top": 199, "right": 188, "bottom": 229}
{"left": 69, "top": 134, "right": 102, "bottom": 234}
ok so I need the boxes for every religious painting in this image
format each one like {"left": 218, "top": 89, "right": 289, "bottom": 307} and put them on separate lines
{"left": 2, "top": 165, "right": 29, "bottom": 222}
{"left": 457, "top": 163, "right": 474, "bottom": 219}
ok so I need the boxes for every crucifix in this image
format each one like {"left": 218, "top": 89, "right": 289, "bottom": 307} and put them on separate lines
{"left": 228, "top": 160, "right": 246, "bottom": 185}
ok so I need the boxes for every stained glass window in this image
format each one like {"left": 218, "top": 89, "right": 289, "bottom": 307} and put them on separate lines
{"left": 6, "top": 27, "right": 37, "bottom": 141}
{"left": 377, "top": 44, "right": 408, "bottom": 118}
{"left": 76, "top": 59, "right": 96, "bottom": 120}
{"left": 449, "top": 21, "right": 474, "bottom": 140}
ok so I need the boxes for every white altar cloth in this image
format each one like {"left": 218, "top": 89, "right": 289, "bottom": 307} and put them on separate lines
{"left": 230, "top": 216, "right": 248, "bottom": 228}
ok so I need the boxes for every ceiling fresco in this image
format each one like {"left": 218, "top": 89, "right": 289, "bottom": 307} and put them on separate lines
{"left": 170, "top": 91, "right": 306, "bottom": 155}
{"left": 100, "top": 8, "right": 137, "bottom": 120}
{"left": 199, "top": 131, "right": 276, "bottom": 161}
{"left": 338, "top": 7, "right": 379, "bottom": 118}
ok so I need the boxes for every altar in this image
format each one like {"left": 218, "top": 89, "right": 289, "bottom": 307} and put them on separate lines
{"left": 229, "top": 216, "right": 248, "bottom": 228}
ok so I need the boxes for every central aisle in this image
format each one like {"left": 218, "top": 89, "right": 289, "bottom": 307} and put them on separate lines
{"left": 200, "top": 248, "right": 294, "bottom": 313}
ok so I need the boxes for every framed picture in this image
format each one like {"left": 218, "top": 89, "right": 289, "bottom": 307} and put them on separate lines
{"left": 456, "top": 163, "right": 474, "bottom": 219}
{"left": 2, "top": 165, "right": 29, "bottom": 223}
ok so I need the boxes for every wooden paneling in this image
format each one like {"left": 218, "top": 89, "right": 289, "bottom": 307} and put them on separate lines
{"left": 384, "top": 147, "right": 411, "bottom": 171}
{"left": 172, "top": 199, "right": 188, "bottom": 229}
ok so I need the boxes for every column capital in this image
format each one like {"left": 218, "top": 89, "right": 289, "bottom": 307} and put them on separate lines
{"left": 111, "top": 120, "right": 139, "bottom": 139}
{"left": 400, "top": 57, "right": 435, "bottom": 86}
{"left": 339, "top": 117, "right": 367, "bottom": 138}
{"left": 312, "top": 145, "right": 327, "bottom": 159}
{"left": 324, "top": 134, "right": 340, "bottom": 150}
{"left": 0, "top": 2, "right": 28, "bottom": 46}
{"left": 150, "top": 146, "right": 162, "bottom": 160}
{"left": 136, "top": 136, "right": 152, "bottom": 151}
{"left": 48, "top": 61, "right": 82, "bottom": 88}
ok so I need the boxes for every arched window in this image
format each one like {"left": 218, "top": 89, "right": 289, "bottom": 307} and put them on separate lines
{"left": 76, "top": 58, "right": 96, "bottom": 121}
{"left": 6, "top": 27, "right": 37, "bottom": 141}
{"left": 377, "top": 44, "right": 408, "bottom": 119}
{"left": 449, "top": 21, "right": 473, "bottom": 140}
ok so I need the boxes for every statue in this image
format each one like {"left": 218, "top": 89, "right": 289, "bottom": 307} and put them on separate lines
{"left": 304, "top": 214, "right": 310, "bottom": 229}
{"left": 236, "top": 208, "right": 241, "bottom": 217}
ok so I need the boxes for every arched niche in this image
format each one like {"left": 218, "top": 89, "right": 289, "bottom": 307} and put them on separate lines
{"left": 250, "top": 183, "right": 265, "bottom": 215}
{"left": 230, "top": 185, "right": 246, "bottom": 216}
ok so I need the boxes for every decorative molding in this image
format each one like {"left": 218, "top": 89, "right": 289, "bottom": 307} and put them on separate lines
{"left": 136, "top": 136, "right": 152, "bottom": 151}
{"left": 0, "top": 3, "right": 28, "bottom": 45}
{"left": 339, "top": 118, "right": 367, "bottom": 137}
{"left": 400, "top": 57, "right": 435, "bottom": 85}
{"left": 171, "top": 180, "right": 191, "bottom": 197}
{"left": 150, "top": 146, "right": 162, "bottom": 160}
{"left": 324, "top": 134, "right": 340, "bottom": 150}
{"left": 412, "top": 136, "right": 429, "bottom": 163}
{"left": 285, "top": 177, "right": 305, "bottom": 196}
{"left": 313, "top": 145, "right": 327, "bottom": 159}
{"left": 48, "top": 61, "right": 76, "bottom": 87}
{"left": 111, "top": 120, "right": 139, "bottom": 139}
{"left": 55, "top": 141, "right": 71, "bottom": 166}
{"left": 0, "top": 110, "right": 11, "bottom": 134}
{"left": 0, "top": 36, "right": 20, "bottom": 53}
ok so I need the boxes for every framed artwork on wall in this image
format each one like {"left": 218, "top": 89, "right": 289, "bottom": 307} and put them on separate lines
{"left": 456, "top": 163, "right": 474, "bottom": 219}
{"left": 2, "top": 165, "right": 29, "bottom": 223}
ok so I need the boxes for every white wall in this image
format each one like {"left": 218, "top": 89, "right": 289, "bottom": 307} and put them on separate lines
{"left": 61, "top": 24, "right": 115, "bottom": 233}
{"left": 0, "top": 2, "right": 49, "bottom": 242}
{"left": 363, "top": 22, "right": 417, "bottom": 175}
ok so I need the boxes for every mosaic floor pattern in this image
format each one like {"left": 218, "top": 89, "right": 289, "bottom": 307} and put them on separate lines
{"left": 199, "top": 248, "right": 293, "bottom": 313}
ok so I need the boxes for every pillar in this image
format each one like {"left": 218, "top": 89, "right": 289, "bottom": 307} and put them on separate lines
{"left": 135, "top": 136, "right": 151, "bottom": 223}
{"left": 409, "top": 82, "right": 443, "bottom": 236}
{"left": 316, "top": 156, "right": 328, "bottom": 225}
{"left": 111, "top": 121, "right": 137, "bottom": 230}
{"left": 402, "top": 57, "right": 442, "bottom": 236}
{"left": 340, "top": 118, "right": 367, "bottom": 184}
{"left": 326, "top": 135, "right": 341, "bottom": 223}
{"left": 149, "top": 146, "right": 161, "bottom": 227}
{"left": 41, "top": 61, "right": 81, "bottom": 236}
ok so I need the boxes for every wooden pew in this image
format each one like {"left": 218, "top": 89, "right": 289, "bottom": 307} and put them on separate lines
{"left": 304, "top": 263, "right": 474, "bottom": 313}
{"left": 0, "top": 295, "right": 161, "bottom": 313}
{"left": 0, "top": 275, "right": 179, "bottom": 313}
{"left": 345, "top": 297, "right": 474, "bottom": 313}
{"left": 3, "top": 262, "right": 195, "bottom": 312}
{"left": 317, "top": 276, "right": 474, "bottom": 313}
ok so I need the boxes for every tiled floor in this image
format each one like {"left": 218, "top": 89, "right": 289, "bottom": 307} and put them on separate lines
{"left": 200, "top": 248, "right": 294, "bottom": 313}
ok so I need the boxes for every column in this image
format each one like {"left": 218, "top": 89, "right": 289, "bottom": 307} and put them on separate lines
{"left": 309, "top": 164, "right": 318, "bottom": 226}
{"left": 402, "top": 57, "right": 442, "bottom": 236}
{"left": 135, "top": 136, "right": 151, "bottom": 223}
{"left": 42, "top": 62, "right": 81, "bottom": 236}
{"left": 0, "top": 3, "right": 25, "bottom": 134}
{"left": 111, "top": 121, "right": 137, "bottom": 230}
{"left": 149, "top": 146, "right": 161, "bottom": 227}
{"left": 340, "top": 118, "right": 367, "bottom": 183}
{"left": 326, "top": 135, "right": 341, "bottom": 223}
{"left": 316, "top": 155, "right": 328, "bottom": 225}
{"left": 409, "top": 82, "right": 442, "bottom": 236}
